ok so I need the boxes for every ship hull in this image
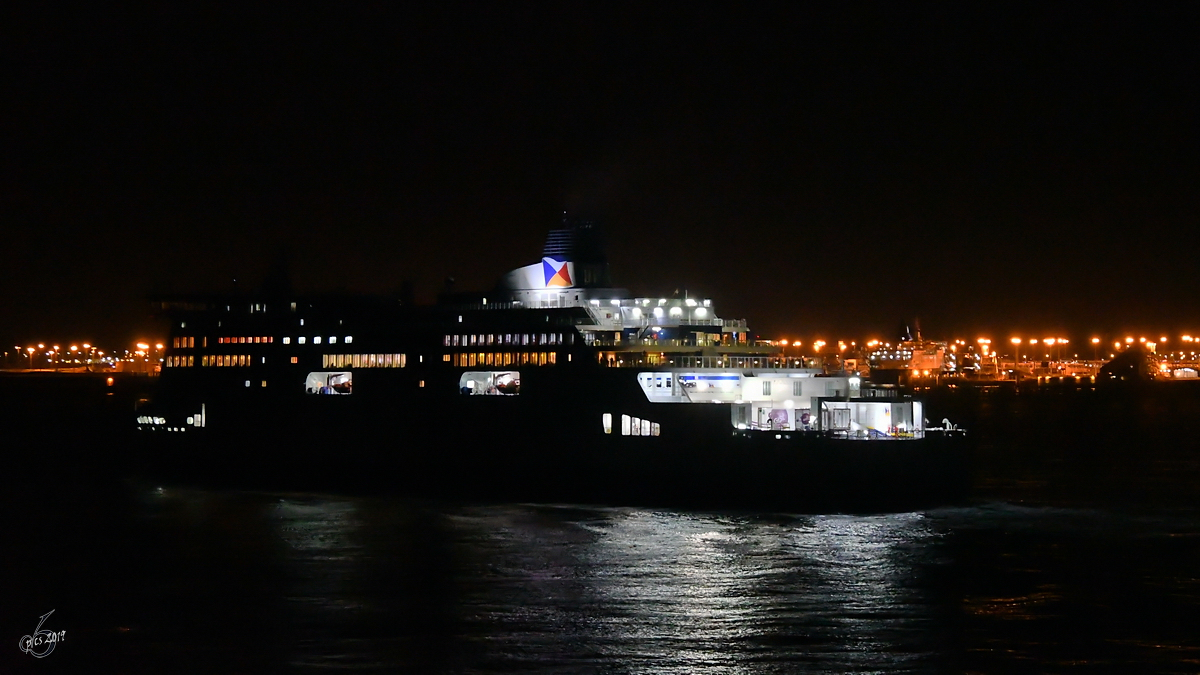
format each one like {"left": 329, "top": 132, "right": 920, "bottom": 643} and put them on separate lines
{"left": 133, "top": 403, "right": 972, "bottom": 513}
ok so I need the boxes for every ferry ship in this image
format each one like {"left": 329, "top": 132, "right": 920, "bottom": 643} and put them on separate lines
{"left": 137, "top": 219, "right": 970, "bottom": 511}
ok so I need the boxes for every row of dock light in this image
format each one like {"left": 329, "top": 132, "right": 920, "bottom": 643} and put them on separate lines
{"left": 775, "top": 334, "right": 1199, "bottom": 360}
{"left": 5, "top": 342, "right": 166, "bottom": 369}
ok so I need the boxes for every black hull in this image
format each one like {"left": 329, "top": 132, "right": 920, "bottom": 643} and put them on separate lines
{"left": 135, "top": 364, "right": 972, "bottom": 512}
{"left": 133, "top": 421, "right": 972, "bottom": 513}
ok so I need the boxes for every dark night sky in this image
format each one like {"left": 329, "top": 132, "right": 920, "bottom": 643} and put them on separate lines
{"left": 4, "top": 4, "right": 1200, "bottom": 349}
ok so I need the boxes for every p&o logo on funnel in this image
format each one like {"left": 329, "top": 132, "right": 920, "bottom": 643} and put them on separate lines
{"left": 541, "top": 257, "right": 574, "bottom": 288}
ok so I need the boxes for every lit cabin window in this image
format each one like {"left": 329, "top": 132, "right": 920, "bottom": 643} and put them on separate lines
{"left": 452, "top": 335, "right": 460, "bottom": 346}
{"left": 290, "top": 357, "right": 298, "bottom": 364}
{"left": 314, "top": 337, "right": 322, "bottom": 345}
{"left": 419, "top": 380, "right": 425, "bottom": 387}
{"left": 329, "top": 336, "right": 337, "bottom": 344}
{"left": 300, "top": 319, "right": 305, "bottom": 326}
{"left": 602, "top": 413, "right": 612, "bottom": 434}
{"left": 244, "top": 380, "right": 250, "bottom": 387}
{"left": 298, "top": 337, "right": 306, "bottom": 345}
{"left": 443, "top": 335, "right": 451, "bottom": 346}
{"left": 305, "top": 371, "right": 352, "bottom": 395}
{"left": 345, "top": 336, "right": 353, "bottom": 344}
{"left": 283, "top": 337, "right": 291, "bottom": 344}
{"left": 261, "top": 380, "right": 267, "bottom": 387}
{"left": 621, "top": 414, "right": 631, "bottom": 436}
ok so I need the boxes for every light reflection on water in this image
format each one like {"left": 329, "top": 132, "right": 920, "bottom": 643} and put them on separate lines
{"left": 450, "top": 507, "right": 946, "bottom": 674}
{"left": 8, "top": 485, "right": 1198, "bottom": 674}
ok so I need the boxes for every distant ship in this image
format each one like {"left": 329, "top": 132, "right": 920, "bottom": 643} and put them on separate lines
{"left": 136, "top": 216, "right": 970, "bottom": 511}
